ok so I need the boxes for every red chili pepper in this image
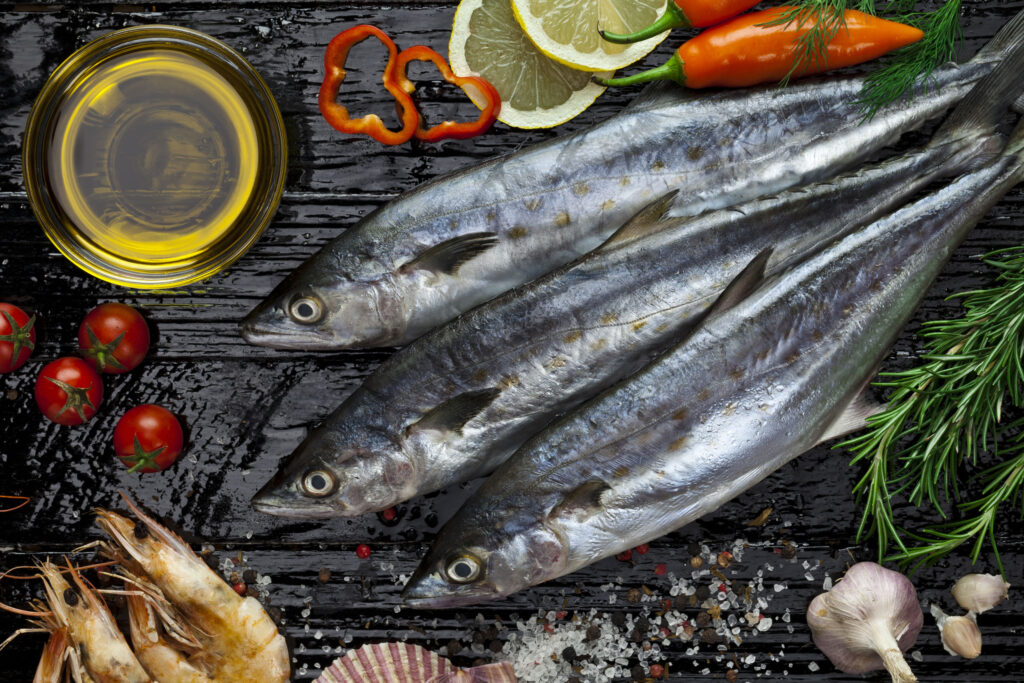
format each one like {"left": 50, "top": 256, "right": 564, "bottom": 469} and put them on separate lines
{"left": 318, "top": 25, "right": 419, "bottom": 145}
{"left": 395, "top": 45, "right": 501, "bottom": 143}
{"left": 597, "top": 7, "right": 924, "bottom": 89}
{"left": 601, "top": 0, "right": 761, "bottom": 43}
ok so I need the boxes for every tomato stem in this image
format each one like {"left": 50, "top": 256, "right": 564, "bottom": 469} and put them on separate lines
{"left": 123, "top": 435, "right": 167, "bottom": 474}
{"left": 0, "top": 310, "right": 36, "bottom": 365}
{"left": 43, "top": 376, "right": 96, "bottom": 423}
{"left": 80, "top": 324, "right": 127, "bottom": 372}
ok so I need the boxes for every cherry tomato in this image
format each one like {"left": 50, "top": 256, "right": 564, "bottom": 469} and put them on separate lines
{"left": 0, "top": 303, "right": 36, "bottom": 373}
{"left": 78, "top": 303, "right": 150, "bottom": 374}
{"left": 113, "top": 404, "right": 184, "bottom": 473}
{"left": 35, "top": 358, "right": 103, "bottom": 425}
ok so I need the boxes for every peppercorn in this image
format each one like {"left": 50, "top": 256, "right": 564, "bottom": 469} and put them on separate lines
{"left": 488, "top": 639, "right": 503, "bottom": 653}
{"left": 355, "top": 544, "right": 371, "bottom": 559}
{"left": 381, "top": 507, "right": 397, "bottom": 521}
{"left": 612, "top": 612, "right": 627, "bottom": 627}
{"left": 696, "top": 612, "right": 711, "bottom": 628}
{"left": 700, "top": 628, "right": 719, "bottom": 644}
{"left": 318, "top": 568, "right": 332, "bottom": 584}
{"left": 726, "top": 669, "right": 739, "bottom": 682}
{"left": 585, "top": 624, "right": 601, "bottom": 641}
{"left": 243, "top": 569, "right": 258, "bottom": 584}
{"left": 650, "top": 663, "right": 666, "bottom": 678}
{"left": 561, "top": 646, "right": 578, "bottom": 663}
{"left": 635, "top": 543, "right": 650, "bottom": 555}
{"left": 447, "top": 639, "right": 462, "bottom": 656}
{"left": 626, "top": 588, "right": 642, "bottom": 604}
{"left": 695, "top": 585, "right": 711, "bottom": 601}
{"left": 232, "top": 582, "right": 246, "bottom": 595}
{"left": 630, "top": 664, "right": 645, "bottom": 680}
{"left": 673, "top": 594, "right": 688, "bottom": 611}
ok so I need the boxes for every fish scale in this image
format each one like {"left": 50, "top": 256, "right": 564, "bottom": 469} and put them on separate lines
{"left": 401, "top": 119, "right": 1024, "bottom": 609}
{"left": 241, "top": 10, "right": 1024, "bottom": 351}
{"left": 251, "top": 50, "right": 1016, "bottom": 520}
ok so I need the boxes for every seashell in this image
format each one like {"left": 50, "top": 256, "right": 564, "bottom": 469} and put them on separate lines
{"left": 317, "top": 643, "right": 517, "bottom": 683}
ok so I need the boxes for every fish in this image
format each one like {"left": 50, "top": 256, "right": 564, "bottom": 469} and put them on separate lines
{"left": 400, "top": 117, "right": 1024, "bottom": 609}
{"left": 249, "top": 54, "right": 1017, "bottom": 519}
{"left": 240, "top": 10, "right": 1024, "bottom": 351}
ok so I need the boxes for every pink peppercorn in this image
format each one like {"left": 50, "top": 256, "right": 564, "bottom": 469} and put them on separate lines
{"left": 634, "top": 543, "right": 650, "bottom": 555}
{"left": 654, "top": 563, "right": 667, "bottom": 575}
{"left": 356, "top": 544, "right": 371, "bottom": 559}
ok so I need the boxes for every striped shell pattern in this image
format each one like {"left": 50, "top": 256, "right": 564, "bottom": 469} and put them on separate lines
{"left": 317, "top": 642, "right": 517, "bottom": 683}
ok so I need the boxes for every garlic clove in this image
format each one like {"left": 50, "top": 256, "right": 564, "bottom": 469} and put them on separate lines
{"left": 930, "top": 604, "right": 982, "bottom": 659}
{"left": 951, "top": 573, "right": 1010, "bottom": 614}
{"left": 808, "top": 562, "right": 922, "bottom": 683}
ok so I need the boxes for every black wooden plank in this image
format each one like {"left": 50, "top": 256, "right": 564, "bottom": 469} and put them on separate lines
{"left": 2, "top": 1, "right": 1023, "bottom": 681}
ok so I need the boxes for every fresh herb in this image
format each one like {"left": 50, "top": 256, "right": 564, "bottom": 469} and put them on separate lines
{"left": 773, "top": 0, "right": 964, "bottom": 114}
{"left": 842, "top": 245, "right": 1024, "bottom": 572}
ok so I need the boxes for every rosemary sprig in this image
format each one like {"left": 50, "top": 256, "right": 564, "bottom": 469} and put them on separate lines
{"left": 841, "top": 245, "right": 1024, "bottom": 568}
{"left": 775, "top": 0, "right": 964, "bottom": 114}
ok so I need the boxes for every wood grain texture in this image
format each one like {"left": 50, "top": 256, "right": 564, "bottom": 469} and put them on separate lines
{"left": 1, "top": 2, "right": 1023, "bottom": 680}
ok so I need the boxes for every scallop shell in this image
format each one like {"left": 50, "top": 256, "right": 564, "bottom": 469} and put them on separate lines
{"left": 317, "top": 643, "right": 516, "bottom": 683}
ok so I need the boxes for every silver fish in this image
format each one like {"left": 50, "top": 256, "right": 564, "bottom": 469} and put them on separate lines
{"left": 240, "top": 12, "right": 1024, "bottom": 351}
{"left": 400, "top": 117, "right": 1024, "bottom": 609}
{"left": 249, "top": 82, "right": 1007, "bottom": 520}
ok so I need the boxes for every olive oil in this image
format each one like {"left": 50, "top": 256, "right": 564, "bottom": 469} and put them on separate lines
{"left": 47, "top": 49, "right": 258, "bottom": 263}
{"left": 24, "top": 26, "right": 287, "bottom": 287}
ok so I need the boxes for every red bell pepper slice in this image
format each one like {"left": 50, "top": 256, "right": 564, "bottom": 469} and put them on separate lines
{"left": 395, "top": 45, "right": 501, "bottom": 143}
{"left": 318, "top": 25, "right": 419, "bottom": 145}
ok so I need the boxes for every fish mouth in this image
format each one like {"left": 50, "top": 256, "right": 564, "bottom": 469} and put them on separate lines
{"left": 401, "top": 570, "right": 500, "bottom": 609}
{"left": 250, "top": 481, "right": 349, "bottom": 519}
{"left": 239, "top": 314, "right": 338, "bottom": 350}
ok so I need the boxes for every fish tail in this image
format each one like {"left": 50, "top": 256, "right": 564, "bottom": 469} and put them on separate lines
{"left": 932, "top": 24, "right": 1024, "bottom": 153}
{"left": 973, "top": 9, "right": 1024, "bottom": 63}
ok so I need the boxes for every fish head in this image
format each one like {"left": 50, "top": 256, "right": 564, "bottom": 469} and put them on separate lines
{"left": 251, "top": 414, "right": 417, "bottom": 518}
{"left": 402, "top": 502, "right": 568, "bottom": 608}
{"left": 241, "top": 243, "right": 405, "bottom": 350}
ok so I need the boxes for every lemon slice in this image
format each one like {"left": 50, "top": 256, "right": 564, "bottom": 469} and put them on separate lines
{"left": 450, "top": 0, "right": 611, "bottom": 129}
{"left": 510, "top": 0, "right": 669, "bottom": 73}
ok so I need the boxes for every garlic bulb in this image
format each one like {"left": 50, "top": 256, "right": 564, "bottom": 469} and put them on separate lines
{"left": 951, "top": 573, "right": 1010, "bottom": 615}
{"left": 930, "top": 604, "right": 982, "bottom": 659}
{"left": 807, "top": 562, "right": 922, "bottom": 683}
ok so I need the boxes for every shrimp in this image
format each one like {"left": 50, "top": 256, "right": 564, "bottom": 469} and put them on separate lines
{"left": 94, "top": 498, "right": 289, "bottom": 682}
{"left": 36, "top": 560, "right": 152, "bottom": 683}
{"left": 125, "top": 591, "right": 213, "bottom": 683}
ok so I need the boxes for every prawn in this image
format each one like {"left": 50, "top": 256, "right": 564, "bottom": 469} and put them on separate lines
{"left": 1, "top": 560, "right": 151, "bottom": 683}
{"left": 94, "top": 498, "right": 289, "bottom": 682}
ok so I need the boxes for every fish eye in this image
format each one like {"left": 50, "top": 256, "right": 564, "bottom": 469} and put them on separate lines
{"left": 63, "top": 588, "right": 79, "bottom": 607}
{"left": 302, "top": 470, "right": 336, "bottom": 497}
{"left": 289, "top": 296, "right": 323, "bottom": 325}
{"left": 445, "top": 555, "right": 481, "bottom": 583}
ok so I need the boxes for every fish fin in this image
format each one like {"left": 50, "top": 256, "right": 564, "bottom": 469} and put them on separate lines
{"left": 547, "top": 480, "right": 610, "bottom": 521}
{"left": 816, "top": 392, "right": 887, "bottom": 445}
{"left": 932, "top": 33, "right": 1024, "bottom": 150}
{"left": 597, "top": 190, "right": 681, "bottom": 251}
{"left": 623, "top": 81, "right": 693, "bottom": 112}
{"left": 973, "top": 8, "right": 1024, "bottom": 64}
{"left": 704, "top": 248, "right": 773, "bottom": 317}
{"left": 400, "top": 233, "right": 499, "bottom": 276}
{"left": 406, "top": 388, "right": 501, "bottom": 436}
{"left": 1014, "top": 93, "right": 1024, "bottom": 116}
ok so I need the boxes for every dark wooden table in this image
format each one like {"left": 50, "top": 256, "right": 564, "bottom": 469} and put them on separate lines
{"left": 1, "top": 2, "right": 1022, "bottom": 681}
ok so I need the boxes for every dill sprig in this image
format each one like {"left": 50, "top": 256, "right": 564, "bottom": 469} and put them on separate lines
{"left": 859, "top": 0, "right": 964, "bottom": 116}
{"left": 775, "top": 0, "right": 964, "bottom": 115}
{"left": 841, "top": 245, "right": 1024, "bottom": 570}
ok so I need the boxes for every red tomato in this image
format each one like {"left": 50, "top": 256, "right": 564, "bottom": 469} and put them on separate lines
{"left": 78, "top": 303, "right": 150, "bottom": 374}
{"left": 113, "top": 404, "right": 184, "bottom": 473}
{"left": 35, "top": 358, "right": 103, "bottom": 425}
{"left": 0, "top": 303, "right": 36, "bottom": 373}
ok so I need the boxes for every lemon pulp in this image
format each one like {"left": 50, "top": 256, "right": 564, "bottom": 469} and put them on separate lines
{"left": 46, "top": 49, "right": 258, "bottom": 264}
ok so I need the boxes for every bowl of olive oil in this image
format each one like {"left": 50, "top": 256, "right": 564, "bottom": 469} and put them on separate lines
{"left": 23, "top": 25, "right": 287, "bottom": 288}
